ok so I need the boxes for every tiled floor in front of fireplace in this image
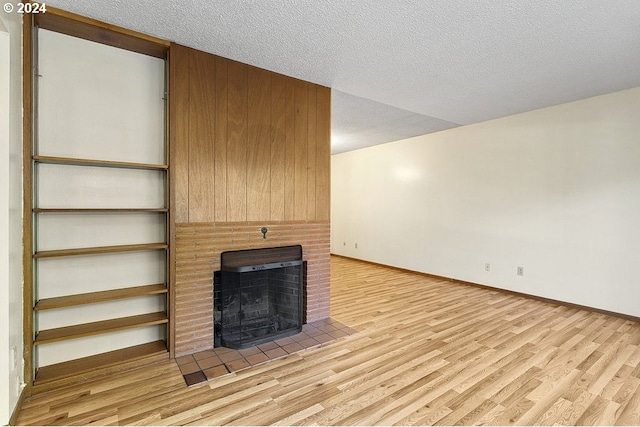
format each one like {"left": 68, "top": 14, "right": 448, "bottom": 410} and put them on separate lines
{"left": 175, "top": 318, "right": 358, "bottom": 386}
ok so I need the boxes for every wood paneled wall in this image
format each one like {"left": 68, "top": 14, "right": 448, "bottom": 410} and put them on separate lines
{"left": 170, "top": 44, "right": 331, "bottom": 224}
{"left": 168, "top": 43, "right": 332, "bottom": 356}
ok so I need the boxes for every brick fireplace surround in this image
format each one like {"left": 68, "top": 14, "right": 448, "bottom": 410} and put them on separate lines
{"left": 174, "top": 220, "right": 330, "bottom": 357}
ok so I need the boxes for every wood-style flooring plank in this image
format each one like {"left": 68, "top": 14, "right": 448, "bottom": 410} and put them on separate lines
{"left": 14, "top": 256, "right": 640, "bottom": 426}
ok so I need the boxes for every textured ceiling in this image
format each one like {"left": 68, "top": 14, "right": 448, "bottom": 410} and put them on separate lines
{"left": 46, "top": 0, "right": 640, "bottom": 153}
{"left": 331, "top": 91, "right": 459, "bottom": 154}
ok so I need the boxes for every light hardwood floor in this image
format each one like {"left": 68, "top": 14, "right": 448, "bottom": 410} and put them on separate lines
{"left": 15, "top": 256, "right": 640, "bottom": 425}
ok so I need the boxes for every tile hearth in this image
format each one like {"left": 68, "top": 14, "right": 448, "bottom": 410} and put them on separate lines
{"left": 175, "top": 318, "right": 357, "bottom": 386}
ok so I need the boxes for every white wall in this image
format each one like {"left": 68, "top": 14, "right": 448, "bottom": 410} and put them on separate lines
{"left": 332, "top": 87, "right": 640, "bottom": 318}
{"left": 0, "top": 9, "right": 24, "bottom": 425}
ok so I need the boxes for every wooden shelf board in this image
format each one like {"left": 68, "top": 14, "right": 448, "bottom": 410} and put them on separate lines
{"left": 34, "top": 312, "right": 168, "bottom": 345}
{"left": 35, "top": 7, "right": 169, "bottom": 59}
{"left": 33, "top": 208, "right": 168, "bottom": 213}
{"left": 35, "top": 284, "right": 167, "bottom": 311}
{"left": 33, "top": 155, "right": 168, "bottom": 170}
{"left": 34, "top": 243, "right": 168, "bottom": 259}
{"left": 34, "top": 340, "right": 168, "bottom": 384}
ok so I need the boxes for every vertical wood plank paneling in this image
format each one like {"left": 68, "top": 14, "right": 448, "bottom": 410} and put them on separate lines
{"left": 284, "top": 79, "right": 296, "bottom": 221}
{"left": 315, "top": 86, "right": 331, "bottom": 220}
{"left": 294, "top": 80, "right": 308, "bottom": 220}
{"left": 187, "top": 49, "right": 216, "bottom": 222}
{"left": 306, "top": 85, "right": 317, "bottom": 220}
{"left": 170, "top": 50, "right": 330, "bottom": 225}
{"left": 270, "top": 73, "right": 287, "bottom": 221}
{"left": 214, "top": 56, "right": 228, "bottom": 222}
{"left": 247, "top": 67, "right": 272, "bottom": 221}
{"left": 227, "top": 60, "right": 248, "bottom": 221}
{"left": 170, "top": 44, "right": 190, "bottom": 223}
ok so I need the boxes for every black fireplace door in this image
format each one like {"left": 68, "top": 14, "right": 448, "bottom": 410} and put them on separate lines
{"left": 219, "top": 245, "right": 303, "bottom": 349}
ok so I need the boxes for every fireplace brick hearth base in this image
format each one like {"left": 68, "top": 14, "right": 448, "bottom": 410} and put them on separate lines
{"left": 174, "top": 220, "right": 330, "bottom": 357}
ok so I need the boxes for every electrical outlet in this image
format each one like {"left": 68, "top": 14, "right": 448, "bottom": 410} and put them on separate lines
{"left": 343, "top": 241, "right": 346, "bottom": 246}
{"left": 517, "top": 266, "right": 524, "bottom": 276}
{"left": 355, "top": 243, "right": 358, "bottom": 249}
{"left": 485, "top": 263, "right": 491, "bottom": 272}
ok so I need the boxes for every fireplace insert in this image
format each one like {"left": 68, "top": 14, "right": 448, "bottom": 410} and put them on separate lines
{"left": 218, "top": 245, "right": 303, "bottom": 349}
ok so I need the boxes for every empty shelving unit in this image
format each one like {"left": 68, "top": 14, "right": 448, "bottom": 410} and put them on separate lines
{"left": 24, "top": 9, "right": 171, "bottom": 392}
